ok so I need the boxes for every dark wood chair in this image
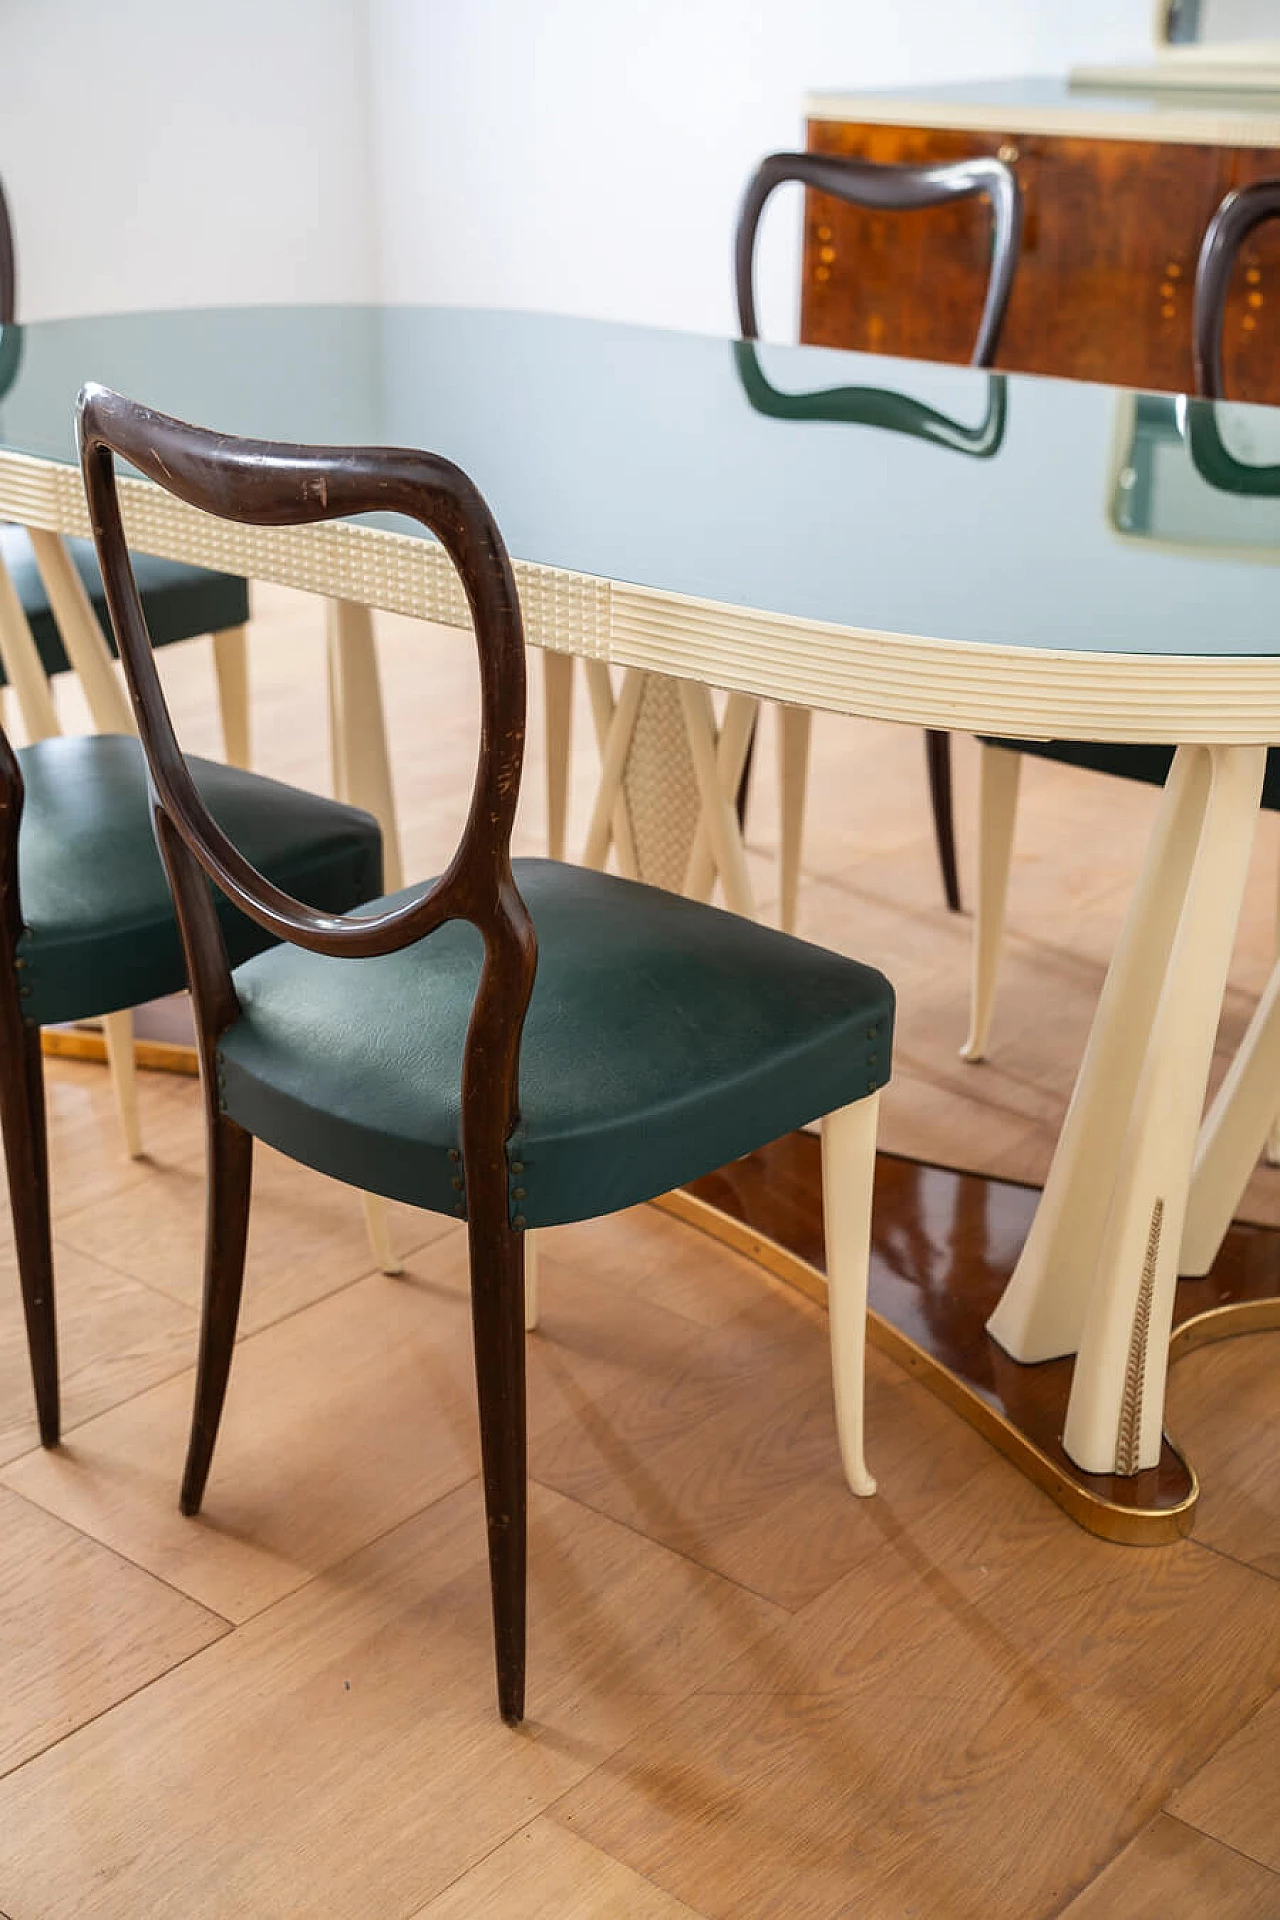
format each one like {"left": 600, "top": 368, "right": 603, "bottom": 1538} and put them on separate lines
{"left": 78, "top": 382, "right": 895, "bottom": 1724}
{"left": 735, "top": 152, "right": 1022, "bottom": 922}
{"left": 0, "top": 720, "right": 383, "bottom": 1455}
{"left": 965, "top": 177, "right": 1280, "bottom": 1065}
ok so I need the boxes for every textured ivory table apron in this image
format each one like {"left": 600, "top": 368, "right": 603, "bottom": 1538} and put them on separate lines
{"left": 2, "top": 304, "right": 1279, "bottom": 1537}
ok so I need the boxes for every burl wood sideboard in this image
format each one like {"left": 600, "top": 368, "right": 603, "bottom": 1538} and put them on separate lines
{"left": 802, "top": 77, "right": 1280, "bottom": 400}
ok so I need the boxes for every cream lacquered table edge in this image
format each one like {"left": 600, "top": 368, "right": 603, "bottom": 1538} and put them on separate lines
{"left": 2, "top": 433, "right": 1278, "bottom": 1533}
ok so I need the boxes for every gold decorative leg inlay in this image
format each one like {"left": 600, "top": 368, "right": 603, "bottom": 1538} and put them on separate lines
{"left": 1117, "top": 1197, "right": 1163, "bottom": 1477}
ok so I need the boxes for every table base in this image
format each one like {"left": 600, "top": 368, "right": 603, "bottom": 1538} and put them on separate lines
{"left": 656, "top": 1137, "right": 1280, "bottom": 1546}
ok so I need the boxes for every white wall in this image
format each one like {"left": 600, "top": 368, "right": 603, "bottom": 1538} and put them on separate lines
{"left": 0, "top": 0, "right": 376, "bottom": 320}
{"left": 368, "top": 0, "right": 1158, "bottom": 338}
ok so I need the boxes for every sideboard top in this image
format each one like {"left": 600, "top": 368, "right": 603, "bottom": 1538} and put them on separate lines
{"left": 805, "top": 75, "right": 1280, "bottom": 148}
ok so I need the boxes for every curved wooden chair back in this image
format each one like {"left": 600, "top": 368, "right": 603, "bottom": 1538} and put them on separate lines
{"left": 1193, "top": 177, "right": 1280, "bottom": 399}
{"left": 734, "top": 152, "right": 1022, "bottom": 369}
{"left": 77, "top": 383, "right": 536, "bottom": 1196}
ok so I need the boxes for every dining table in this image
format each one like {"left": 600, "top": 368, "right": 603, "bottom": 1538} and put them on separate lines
{"left": 1, "top": 301, "right": 1278, "bottom": 1543}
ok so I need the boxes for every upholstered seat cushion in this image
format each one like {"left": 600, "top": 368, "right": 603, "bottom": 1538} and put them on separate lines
{"left": 0, "top": 524, "right": 249, "bottom": 680}
{"left": 16, "top": 733, "right": 383, "bottom": 1026}
{"left": 217, "top": 858, "right": 894, "bottom": 1229}
{"left": 978, "top": 737, "right": 1280, "bottom": 808}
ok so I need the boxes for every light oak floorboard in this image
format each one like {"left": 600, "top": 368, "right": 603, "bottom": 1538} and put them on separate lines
{"left": 410, "top": 1819, "right": 706, "bottom": 1920}
{"left": 557, "top": 1455, "right": 1280, "bottom": 1920}
{"left": 0, "top": 1238, "right": 196, "bottom": 1467}
{"left": 0, "top": 1483, "right": 225, "bottom": 1779}
{"left": 1168, "top": 1686, "right": 1280, "bottom": 1875}
{"left": 1059, "top": 1814, "right": 1280, "bottom": 1918}
{"left": 0, "top": 593, "right": 1273, "bottom": 1915}
{"left": 534, "top": 1274, "right": 995, "bottom": 1611}
{"left": 55, "top": 1133, "right": 452, "bottom": 1335}
{"left": 0, "top": 1215, "right": 754, "bottom": 1622}
{"left": 1166, "top": 1332, "right": 1280, "bottom": 1582}
{"left": 0, "top": 1482, "right": 780, "bottom": 1920}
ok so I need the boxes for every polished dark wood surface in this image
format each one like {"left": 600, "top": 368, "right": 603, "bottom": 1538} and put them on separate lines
{"left": 803, "top": 118, "right": 1280, "bottom": 401}
{"left": 684, "top": 1139, "right": 1280, "bottom": 1538}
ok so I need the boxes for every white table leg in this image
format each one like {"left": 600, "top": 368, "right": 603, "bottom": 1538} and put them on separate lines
{"left": 683, "top": 690, "right": 757, "bottom": 905}
{"left": 777, "top": 702, "right": 811, "bottom": 935}
{"left": 987, "top": 743, "right": 1217, "bottom": 1364}
{"left": 541, "top": 650, "right": 574, "bottom": 861}
{"left": 0, "top": 550, "right": 60, "bottom": 741}
{"left": 961, "top": 742, "right": 1021, "bottom": 1064}
{"left": 678, "top": 679, "right": 757, "bottom": 920}
{"left": 1063, "top": 743, "right": 1264, "bottom": 1473}
{"left": 582, "top": 661, "right": 639, "bottom": 876}
{"left": 1181, "top": 952, "right": 1280, "bottom": 1276}
{"left": 26, "top": 529, "right": 134, "bottom": 735}
{"left": 211, "top": 624, "right": 251, "bottom": 768}
{"left": 325, "top": 598, "right": 403, "bottom": 893}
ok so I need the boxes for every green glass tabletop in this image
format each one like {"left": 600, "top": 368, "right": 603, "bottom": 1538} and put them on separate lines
{"left": 2, "top": 304, "right": 1279, "bottom": 658}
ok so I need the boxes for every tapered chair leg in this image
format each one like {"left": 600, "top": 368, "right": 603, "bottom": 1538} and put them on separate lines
{"left": 820, "top": 1090, "right": 881, "bottom": 1498}
{"left": 102, "top": 1007, "right": 143, "bottom": 1158}
{"left": 362, "top": 1191, "right": 402, "bottom": 1276}
{"left": 180, "top": 1114, "right": 254, "bottom": 1516}
{"left": 0, "top": 1001, "right": 59, "bottom": 1446}
{"left": 468, "top": 1210, "right": 528, "bottom": 1724}
{"left": 925, "top": 728, "right": 962, "bottom": 913}
{"left": 523, "top": 1230, "right": 540, "bottom": 1332}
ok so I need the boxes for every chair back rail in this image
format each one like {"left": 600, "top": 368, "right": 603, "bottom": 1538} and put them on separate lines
{"left": 1194, "top": 178, "right": 1280, "bottom": 399}
{"left": 734, "top": 152, "right": 1022, "bottom": 369}
{"left": 78, "top": 383, "right": 536, "bottom": 1147}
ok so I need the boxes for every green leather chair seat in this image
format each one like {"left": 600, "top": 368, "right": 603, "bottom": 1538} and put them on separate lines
{"left": 16, "top": 733, "right": 383, "bottom": 1027}
{"left": 218, "top": 858, "right": 894, "bottom": 1229}
{"left": 979, "top": 737, "right": 1280, "bottom": 808}
{"left": 0, "top": 524, "right": 249, "bottom": 682}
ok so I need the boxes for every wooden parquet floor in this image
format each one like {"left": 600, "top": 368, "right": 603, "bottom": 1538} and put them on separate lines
{"left": 0, "top": 587, "right": 1275, "bottom": 1918}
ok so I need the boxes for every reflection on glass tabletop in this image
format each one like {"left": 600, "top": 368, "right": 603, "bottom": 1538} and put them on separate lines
{"left": 2, "top": 304, "right": 1280, "bottom": 658}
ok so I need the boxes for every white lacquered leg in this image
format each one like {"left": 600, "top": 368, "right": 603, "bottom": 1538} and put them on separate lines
{"left": 1062, "top": 745, "right": 1265, "bottom": 1474}
{"left": 961, "top": 743, "right": 1022, "bottom": 1063}
{"left": 583, "top": 661, "right": 639, "bottom": 876}
{"left": 1182, "top": 949, "right": 1280, "bottom": 1275}
{"left": 1266, "top": 841, "right": 1280, "bottom": 1167}
{"left": 821, "top": 1091, "right": 881, "bottom": 1497}
{"left": 542, "top": 651, "right": 574, "bottom": 860}
{"left": 683, "top": 691, "right": 758, "bottom": 905}
{"left": 988, "top": 744, "right": 1218, "bottom": 1365}
{"left": 211, "top": 625, "right": 251, "bottom": 768}
{"left": 26, "top": 529, "right": 134, "bottom": 734}
{"left": 582, "top": 667, "right": 645, "bottom": 872}
{"left": 678, "top": 680, "right": 757, "bottom": 920}
{"left": 777, "top": 703, "right": 811, "bottom": 935}
{"left": 102, "top": 1009, "right": 143, "bottom": 1159}
{"left": 362, "top": 1192, "right": 402, "bottom": 1276}
{"left": 524, "top": 1230, "right": 540, "bottom": 1332}
{"left": 0, "top": 551, "right": 60, "bottom": 741}
{"left": 325, "top": 598, "right": 403, "bottom": 892}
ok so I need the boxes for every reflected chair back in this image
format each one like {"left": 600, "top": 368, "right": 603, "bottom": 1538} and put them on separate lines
{"left": 1193, "top": 177, "right": 1280, "bottom": 399}
{"left": 734, "top": 152, "right": 1022, "bottom": 369}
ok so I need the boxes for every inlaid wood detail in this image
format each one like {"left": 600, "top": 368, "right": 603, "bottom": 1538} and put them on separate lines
{"left": 802, "top": 118, "right": 1280, "bottom": 401}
